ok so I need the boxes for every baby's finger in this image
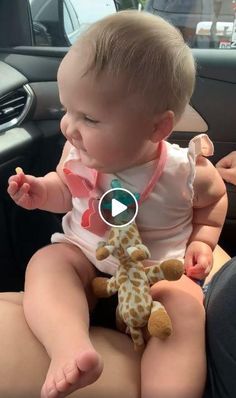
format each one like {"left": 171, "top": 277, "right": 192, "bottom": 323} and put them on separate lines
{"left": 8, "top": 173, "right": 25, "bottom": 188}
{"left": 10, "top": 183, "right": 30, "bottom": 203}
{"left": 184, "top": 251, "right": 194, "bottom": 272}
{"left": 7, "top": 180, "right": 20, "bottom": 196}
{"left": 17, "top": 192, "right": 31, "bottom": 208}
{"left": 186, "top": 265, "right": 205, "bottom": 280}
{"left": 204, "top": 265, "right": 212, "bottom": 275}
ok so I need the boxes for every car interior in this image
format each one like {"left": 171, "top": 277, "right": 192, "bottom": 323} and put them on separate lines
{"left": 0, "top": 0, "right": 235, "bottom": 305}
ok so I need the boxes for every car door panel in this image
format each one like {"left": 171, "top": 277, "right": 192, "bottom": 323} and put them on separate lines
{"left": 0, "top": 51, "right": 65, "bottom": 291}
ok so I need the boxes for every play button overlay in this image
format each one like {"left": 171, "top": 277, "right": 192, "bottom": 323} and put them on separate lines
{"left": 111, "top": 198, "right": 127, "bottom": 217}
{"left": 99, "top": 188, "right": 138, "bottom": 227}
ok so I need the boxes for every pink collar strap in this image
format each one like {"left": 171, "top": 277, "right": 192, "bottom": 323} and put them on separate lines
{"left": 139, "top": 140, "right": 167, "bottom": 203}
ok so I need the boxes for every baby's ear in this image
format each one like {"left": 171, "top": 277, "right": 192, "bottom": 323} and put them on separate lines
{"left": 151, "top": 111, "right": 174, "bottom": 143}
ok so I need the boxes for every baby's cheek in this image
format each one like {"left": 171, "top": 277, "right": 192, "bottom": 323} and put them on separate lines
{"left": 87, "top": 136, "right": 114, "bottom": 158}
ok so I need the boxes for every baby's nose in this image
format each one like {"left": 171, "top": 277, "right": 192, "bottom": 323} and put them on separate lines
{"left": 66, "top": 123, "right": 81, "bottom": 140}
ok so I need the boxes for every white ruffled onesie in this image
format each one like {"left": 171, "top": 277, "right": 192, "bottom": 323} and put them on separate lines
{"left": 51, "top": 134, "right": 214, "bottom": 276}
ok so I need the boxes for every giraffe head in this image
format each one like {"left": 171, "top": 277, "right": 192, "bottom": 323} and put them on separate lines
{"left": 107, "top": 222, "right": 150, "bottom": 263}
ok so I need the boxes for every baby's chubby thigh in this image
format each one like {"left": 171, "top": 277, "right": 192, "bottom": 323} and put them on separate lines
{"left": 149, "top": 275, "right": 205, "bottom": 331}
{"left": 141, "top": 276, "right": 206, "bottom": 398}
{"left": 151, "top": 274, "right": 204, "bottom": 305}
{"left": 24, "top": 242, "right": 99, "bottom": 310}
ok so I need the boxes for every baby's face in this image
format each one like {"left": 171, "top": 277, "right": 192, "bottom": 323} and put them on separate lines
{"left": 58, "top": 47, "right": 155, "bottom": 172}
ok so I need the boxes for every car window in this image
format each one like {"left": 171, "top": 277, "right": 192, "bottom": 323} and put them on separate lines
{"left": 28, "top": 0, "right": 236, "bottom": 49}
{"left": 63, "top": 0, "right": 117, "bottom": 44}
{"left": 144, "top": 0, "right": 236, "bottom": 49}
{"left": 28, "top": 0, "right": 142, "bottom": 47}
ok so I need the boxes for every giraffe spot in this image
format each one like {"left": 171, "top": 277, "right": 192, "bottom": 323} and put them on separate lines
{"left": 126, "top": 293, "right": 132, "bottom": 302}
{"left": 132, "top": 319, "right": 138, "bottom": 327}
{"left": 133, "top": 287, "right": 141, "bottom": 294}
{"left": 109, "top": 239, "right": 115, "bottom": 246}
{"left": 138, "top": 305, "right": 145, "bottom": 313}
{"left": 132, "top": 281, "right": 141, "bottom": 287}
{"left": 122, "top": 285, "right": 127, "bottom": 292}
{"left": 127, "top": 231, "right": 134, "bottom": 239}
{"left": 132, "top": 332, "right": 140, "bottom": 339}
{"left": 144, "top": 295, "right": 149, "bottom": 303}
{"left": 135, "top": 295, "right": 142, "bottom": 303}
{"left": 135, "top": 239, "right": 140, "bottom": 245}
{"left": 120, "top": 296, "right": 124, "bottom": 302}
{"left": 130, "top": 225, "right": 137, "bottom": 232}
{"left": 119, "top": 277, "right": 127, "bottom": 284}
{"left": 143, "top": 313, "right": 150, "bottom": 321}
{"left": 122, "top": 237, "right": 129, "bottom": 245}
{"left": 130, "top": 309, "right": 138, "bottom": 318}
{"left": 133, "top": 272, "right": 142, "bottom": 279}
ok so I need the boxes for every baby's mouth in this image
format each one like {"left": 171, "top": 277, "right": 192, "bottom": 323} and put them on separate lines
{"left": 71, "top": 139, "right": 87, "bottom": 152}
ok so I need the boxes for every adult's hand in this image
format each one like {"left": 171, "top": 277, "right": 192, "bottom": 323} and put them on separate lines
{"left": 216, "top": 151, "right": 236, "bottom": 185}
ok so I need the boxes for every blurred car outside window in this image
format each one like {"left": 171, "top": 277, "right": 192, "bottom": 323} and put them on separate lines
{"left": 28, "top": 0, "right": 236, "bottom": 49}
{"left": 144, "top": 0, "right": 236, "bottom": 49}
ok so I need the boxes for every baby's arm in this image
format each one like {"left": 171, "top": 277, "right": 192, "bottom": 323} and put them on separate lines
{"left": 8, "top": 141, "right": 72, "bottom": 213}
{"left": 185, "top": 156, "right": 228, "bottom": 279}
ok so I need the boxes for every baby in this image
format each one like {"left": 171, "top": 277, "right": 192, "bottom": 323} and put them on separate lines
{"left": 8, "top": 10, "right": 227, "bottom": 398}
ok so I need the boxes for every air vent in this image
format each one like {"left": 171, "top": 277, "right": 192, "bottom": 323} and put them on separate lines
{"left": 0, "top": 84, "right": 34, "bottom": 132}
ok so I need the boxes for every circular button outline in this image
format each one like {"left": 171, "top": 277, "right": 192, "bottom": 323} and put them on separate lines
{"left": 98, "top": 188, "right": 138, "bottom": 228}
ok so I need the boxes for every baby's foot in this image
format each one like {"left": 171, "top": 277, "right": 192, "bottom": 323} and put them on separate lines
{"left": 41, "top": 347, "right": 103, "bottom": 398}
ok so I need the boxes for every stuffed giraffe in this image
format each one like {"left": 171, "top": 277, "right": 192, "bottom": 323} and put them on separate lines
{"left": 92, "top": 221, "right": 184, "bottom": 350}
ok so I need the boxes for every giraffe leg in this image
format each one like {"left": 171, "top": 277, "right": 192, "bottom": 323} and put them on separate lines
{"left": 96, "top": 245, "right": 114, "bottom": 260}
{"left": 91, "top": 277, "right": 110, "bottom": 297}
{"left": 148, "top": 301, "right": 172, "bottom": 340}
{"left": 115, "top": 306, "right": 127, "bottom": 333}
{"left": 129, "top": 326, "right": 145, "bottom": 351}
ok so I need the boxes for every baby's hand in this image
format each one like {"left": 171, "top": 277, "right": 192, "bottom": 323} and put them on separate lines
{"left": 184, "top": 241, "right": 213, "bottom": 280}
{"left": 7, "top": 168, "right": 47, "bottom": 210}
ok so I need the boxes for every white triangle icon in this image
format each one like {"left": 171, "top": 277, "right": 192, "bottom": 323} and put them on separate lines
{"left": 111, "top": 198, "right": 127, "bottom": 217}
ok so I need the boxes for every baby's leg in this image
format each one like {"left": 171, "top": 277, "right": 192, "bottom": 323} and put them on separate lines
{"left": 23, "top": 242, "right": 102, "bottom": 398}
{"left": 0, "top": 297, "right": 141, "bottom": 398}
{"left": 141, "top": 275, "right": 206, "bottom": 398}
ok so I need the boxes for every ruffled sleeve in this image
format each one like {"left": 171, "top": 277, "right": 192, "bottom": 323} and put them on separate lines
{"left": 187, "top": 133, "right": 214, "bottom": 202}
{"left": 188, "top": 133, "right": 214, "bottom": 158}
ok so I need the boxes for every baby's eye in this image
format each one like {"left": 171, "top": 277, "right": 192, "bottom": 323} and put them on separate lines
{"left": 84, "top": 115, "right": 99, "bottom": 124}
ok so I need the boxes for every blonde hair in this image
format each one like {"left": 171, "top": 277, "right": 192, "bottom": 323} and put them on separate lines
{"left": 76, "top": 10, "right": 196, "bottom": 119}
